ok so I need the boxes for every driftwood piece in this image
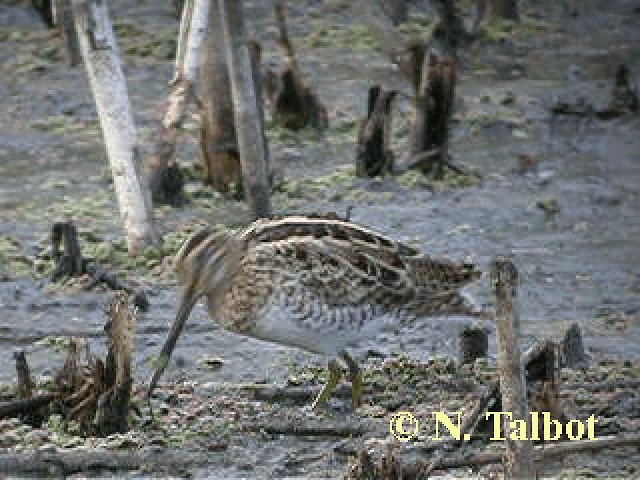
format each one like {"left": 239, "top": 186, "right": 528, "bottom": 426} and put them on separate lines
{"left": 491, "top": 256, "right": 535, "bottom": 478}
{"left": 249, "top": 383, "right": 352, "bottom": 402}
{"left": 266, "top": 0, "right": 328, "bottom": 131}
{"left": 458, "top": 325, "right": 488, "bottom": 366}
{"left": 411, "top": 51, "right": 456, "bottom": 179}
{"left": 550, "top": 96, "right": 594, "bottom": 117}
{"left": 83, "top": 265, "right": 149, "bottom": 311}
{"left": 0, "top": 394, "right": 55, "bottom": 420}
{"left": 355, "top": 85, "right": 396, "bottom": 177}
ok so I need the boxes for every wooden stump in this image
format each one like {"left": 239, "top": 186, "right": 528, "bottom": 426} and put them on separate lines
{"left": 491, "top": 256, "right": 535, "bottom": 479}
{"left": 458, "top": 325, "right": 488, "bottom": 366}
{"left": 148, "top": 154, "right": 185, "bottom": 206}
{"left": 51, "top": 221, "right": 85, "bottom": 280}
{"left": 11, "top": 350, "right": 48, "bottom": 426}
{"left": 50, "top": 221, "right": 149, "bottom": 309}
{"left": 551, "top": 65, "right": 638, "bottom": 120}
{"left": 355, "top": 85, "right": 396, "bottom": 177}
{"left": 267, "top": 67, "right": 328, "bottom": 130}
{"left": 249, "top": 40, "right": 270, "bottom": 188}
{"left": 477, "top": 0, "right": 519, "bottom": 25}
{"left": 433, "top": 0, "right": 471, "bottom": 52}
{"left": 199, "top": 0, "right": 242, "bottom": 195}
{"left": 267, "top": 0, "right": 328, "bottom": 131}
{"left": 218, "top": 0, "right": 272, "bottom": 218}
{"left": 524, "top": 340, "right": 556, "bottom": 383}
{"left": 54, "top": 293, "right": 136, "bottom": 435}
{"left": 53, "top": 0, "right": 81, "bottom": 66}
{"left": 381, "top": 0, "right": 408, "bottom": 26}
{"left": 32, "top": 0, "right": 54, "bottom": 27}
{"left": 561, "top": 323, "right": 589, "bottom": 369}
{"left": 13, "top": 351, "right": 34, "bottom": 400}
{"left": 95, "top": 293, "right": 135, "bottom": 435}
{"left": 411, "top": 52, "right": 456, "bottom": 179}
{"left": 609, "top": 64, "right": 639, "bottom": 115}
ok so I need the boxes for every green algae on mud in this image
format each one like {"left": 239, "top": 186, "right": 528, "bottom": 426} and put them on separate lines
{"left": 30, "top": 116, "right": 101, "bottom": 136}
{"left": 396, "top": 168, "right": 480, "bottom": 190}
{"left": 303, "top": 22, "right": 379, "bottom": 51}
{"left": 479, "top": 16, "right": 556, "bottom": 43}
{"left": 0, "top": 235, "right": 35, "bottom": 279}
{"left": 0, "top": 214, "right": 227, "bottom": 284}
{"left": 113, "top": 22, "right": 178, "bottom": 59}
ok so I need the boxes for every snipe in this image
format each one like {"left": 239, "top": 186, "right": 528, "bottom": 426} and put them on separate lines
{"left": 148, "top": 215, "right": 481, "bottom": 408}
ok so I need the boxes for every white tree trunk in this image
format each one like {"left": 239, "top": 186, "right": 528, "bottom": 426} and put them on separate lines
{"left": 218, "top": 0, "right": 271, "bottom": 218}
{"left": 184, "top": 0, "right": 209, "bottom": 85}
{"left": 164, "top": 0, "right": 209, "bottom": 131}
{"left": 171, "top": 0, "right": 209, "bottom": 87}
{"left": 147, "top": 0, "right": 209, "bottom": 205}
{"left": 72, "top": 0, "right": 158, "bottom": 254}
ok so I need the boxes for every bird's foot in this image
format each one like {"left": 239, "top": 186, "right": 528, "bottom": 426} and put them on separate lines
{"left": 311, "top": 363, "right": 341, "bottom": 411}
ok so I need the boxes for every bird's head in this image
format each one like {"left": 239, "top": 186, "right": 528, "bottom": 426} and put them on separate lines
{"left": 173, "top": 228, "right": 244, "bottom": 299}
{"left": 146, "top": 228, "right": 244, "bottom": 398}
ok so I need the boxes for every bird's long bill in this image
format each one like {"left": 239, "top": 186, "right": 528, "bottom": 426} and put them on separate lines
{"left": 147, "top": 285, "right": 198, "bottom": 398}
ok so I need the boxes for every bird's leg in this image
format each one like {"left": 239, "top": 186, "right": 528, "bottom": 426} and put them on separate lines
{"left": 311, "top": 359, "right": 342, "bottom": 410}
{"left": 342, "top": 351, "right": 363, "bottom": 408}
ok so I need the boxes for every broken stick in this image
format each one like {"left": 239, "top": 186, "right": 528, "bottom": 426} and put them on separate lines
{"left": 491, "top": 256, "right": 535, "bottom": 478}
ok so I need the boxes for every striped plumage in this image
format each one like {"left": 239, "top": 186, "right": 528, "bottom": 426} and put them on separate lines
{"left": 148, "top": 215, "right": 481, "bottom": 408}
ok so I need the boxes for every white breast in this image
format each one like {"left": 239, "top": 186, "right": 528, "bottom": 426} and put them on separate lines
{"left": 248, "top": 295, "right": 405, "bottom": 357}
